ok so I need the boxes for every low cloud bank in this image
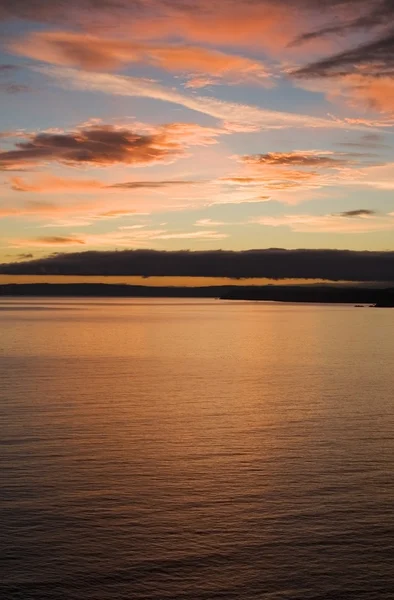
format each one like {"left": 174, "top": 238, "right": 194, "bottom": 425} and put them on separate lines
{"left": 1, "top": 249, "right": 394, "bottom": 282}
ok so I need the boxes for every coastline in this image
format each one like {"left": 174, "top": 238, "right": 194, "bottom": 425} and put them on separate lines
{"left": 1, "top": 283, "right": 393, "bottom": 305}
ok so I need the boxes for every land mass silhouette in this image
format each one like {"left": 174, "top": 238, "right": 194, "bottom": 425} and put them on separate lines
{"left": 1, "top": 283, "right": 393, "bottom": 306}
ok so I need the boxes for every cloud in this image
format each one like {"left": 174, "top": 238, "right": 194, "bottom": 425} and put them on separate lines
{"left": 2, "top": 248, "right": 394, "bottom": 282}
{"left": 0, "top": 121, "right": 221, "bottom": 170}
{"left": 240, "top": 150, "right": 350, "bottom": 167}
{"left": 0, "top": 0, "right": 319, "bottom": 52}
{"left": 0, "top": 130, "right": 26, "bottom": 140}
{"left": 0, "top": 64, "right": 19, "bottom": 74}
{"left": 222, "top": 169, "right": 321, "bottom": 186}
{"left": 8, "top": 228, "right": 229, "bottom": 249}
{"left": 9, "top": 174, "right": 197, "bottom": 193}
{"left": 152, "top": 230, "right": 228, "bottom": 240}
{"left": 352, "top": 162, "right": 394, "bottom": 190}
{"left": 0, "top": 200, "right": 59, "bottom": 218}
{"left": 344, "top": 75, "right": 394, "bottom": 114}
{"left": 0, "top": 197, "right": 151, "bottom": 224}
{"left": 0, "top": 64, "right": 30, "bottom": 94}
{"left": 2, "top": 173, "right": 273, "bottom": 225}
{"left": 294, "top": 0, "right": 393, "bottom": 40}
{"left": 0, "top": 1, "right": 303, "bottom": 51}
{"left": 25, "top": 235, "right": 86, "bottom": 246}
{"left": 36, "top": 66, "right": 361, "bottom": 132}
{"left": 252, "top": 212, "right": 394, "bottom": 233}
{"left": 11, "top": 31, "right": 273, "bottom": 87}
{"left": 220, "top": 155, "right": 337, "bottom": 198}
{"left": 286, "top": 1, "right": 394, "bottom": 115}
{"left": 290, "top": 3, "right": 394, "bottom": 115}
{"left": 0, "top": 0, "right": 136, "bottom": 23}
{"left": 220, "top": 151, "right": 394, "bottom": 201}
{"left": 294, "top": 74, "right": 394, "bottom": 116}
{"left": 2, "top": 0, "right": 393, "bottom": 79}
{"left": 195, "top": 218, "right": 227, "bottom": 227}
{"left": 10, "top": 175, "right": 104, "bottom": 192}
{"left": 294, "top": 26, "right": 394, "bottom": 76}
{"left": 340, "top": 209, "right": 377, "bottom": 218}
{"left": 0, "top": 83, "right": 30, "bottom": 93}
{"left": 108, "top": 180, "right": 197, "bottom": 190}
{"left": 338, "top": 132, "right": 389, "bottom": 149}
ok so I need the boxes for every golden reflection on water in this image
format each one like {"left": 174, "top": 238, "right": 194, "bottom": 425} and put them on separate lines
{"left": 1, "top": 299, "right": 393, "bottom": 599}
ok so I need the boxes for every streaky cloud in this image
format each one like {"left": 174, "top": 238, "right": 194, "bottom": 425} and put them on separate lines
{"left": 340, "top": 209, "right": 377, "bottom": 218}
{"left": 293, "top": 31, "right": 394, "bottom": 78}
{"left": 34, "top": 66, "right": 364, "bottom": 131}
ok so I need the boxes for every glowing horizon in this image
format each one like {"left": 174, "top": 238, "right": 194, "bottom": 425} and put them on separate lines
{"left": 0, "top": 0, "right": 393, "bottom": 264}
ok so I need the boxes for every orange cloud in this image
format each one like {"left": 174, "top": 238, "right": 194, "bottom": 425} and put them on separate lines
{"left": 220, "top": 169, "right": 323, "bottom": 189}
{"left": 241, "top": 150, "right": 350, "bottom": 168}
{"left": 10, "top": 235, "right": 86, "bottom": 247}
{"left": 126, "top": 2, "right": 298, "bottom": 51}
{"left": 11, "top": 31, "right": 273, "bottom": 86}
{"left": 9, "top": 174, "right": 198, "bottom": 193}
{"left": 344, "top": 75, "right": 394, "bottom": 114}
{"left": 0, "top": 122, "right": 221, "bottom": 170}
{"left": 219, "top": 151, "right": 393, "bottom": 203}
{"left": 0, "top": 199, "right": 109, "bottom": 219}
{"left": 296, "top": 75, "right": 394, "bottom": 117}
{"left": 10, "top": 175, "right": 104, "bottom": 192}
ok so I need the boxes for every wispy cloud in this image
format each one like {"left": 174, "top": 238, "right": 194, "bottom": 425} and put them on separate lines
{"left": 220, "top": 151, "right": 393, "bottom": 202}
{"left": 35, "top": 66, "right": 365, "bottom": 132}
{"left": 293, "top": 31, "right": 394, "bottom": 79}
{"left": 0, "top": 83, "right": 30, "bottom": 94}
{"left": 109, "top": 180, "right": 197, "bottom": 190}
{"left": 295, "top": 74, "right": 394, "bottom": 116}
{"left": 9, "top": 174, "right": 198, "bottom": 193}
{"left": 10, "top": 175, "right": 105, "bottom": 192}
{"left": 16, "top": 235, "right": 87, "bottom": 246}
{"left": 252, "top": 211, "right": 394, "bottom": 233}
{"left": 240, "top": 150, "right": 353, "bottom": 168}
{"left": 0, "top": 64, "right": 20, "bottom": 74}
{"left": 194, "top": 218, "right": 228, "bottom": 227}
{"left": 10, "top": 227, "right": 229, "bottom": 248}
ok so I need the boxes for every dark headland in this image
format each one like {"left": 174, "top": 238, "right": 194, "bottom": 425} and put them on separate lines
{"left": 1, "top": 283, "right": 393, "bottom": 306}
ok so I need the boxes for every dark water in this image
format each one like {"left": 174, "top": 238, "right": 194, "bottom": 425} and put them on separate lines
{"left": 1, "top": 298, "right": 393, "bottom": 600}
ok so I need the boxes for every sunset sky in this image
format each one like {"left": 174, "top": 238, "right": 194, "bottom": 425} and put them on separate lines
{"left": 1, "top": 0, "right": 393, "bottom": 264}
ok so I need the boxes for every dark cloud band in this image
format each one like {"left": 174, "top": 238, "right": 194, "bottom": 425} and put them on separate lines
{"left": 2, "top": 248, "right": 394, "bottom": 282}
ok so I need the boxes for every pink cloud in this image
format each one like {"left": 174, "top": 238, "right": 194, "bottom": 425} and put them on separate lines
{"left": 296, "top": 75, "right": 394, "bottom": 117}
{"left": 10, "top": 175, "right": 104, "bottom": 192}
{"left": 9, "top": 174, "right": 199, "bottom": 193}
{"left": 125, "top": 2, "right": 301, "bottom": 52}
{"left": 11, "top": 31, "right": 273, "bottom": 87}
{"left": 344, "top": 75, "right": 394, "bottom": 115}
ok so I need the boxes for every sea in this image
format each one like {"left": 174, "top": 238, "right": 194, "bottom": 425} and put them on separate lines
{"left": 1, "top": 298, "right": 393, "bottom": 600}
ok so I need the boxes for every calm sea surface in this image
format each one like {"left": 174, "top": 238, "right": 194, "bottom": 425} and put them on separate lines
{"left": 1, "top": 298, "right": 393, "bottom": 600}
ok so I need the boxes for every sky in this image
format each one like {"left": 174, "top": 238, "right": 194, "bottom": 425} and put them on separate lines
{"left": 0, "top": 0, "right": 393, "bottom": 265}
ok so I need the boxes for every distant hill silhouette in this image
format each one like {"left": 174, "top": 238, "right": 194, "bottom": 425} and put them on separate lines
{"left": 220, "top": 286, "right": 394, "bottom": 305}
{"left": 1, "top": 283, "right": 393, "bottom": 305}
